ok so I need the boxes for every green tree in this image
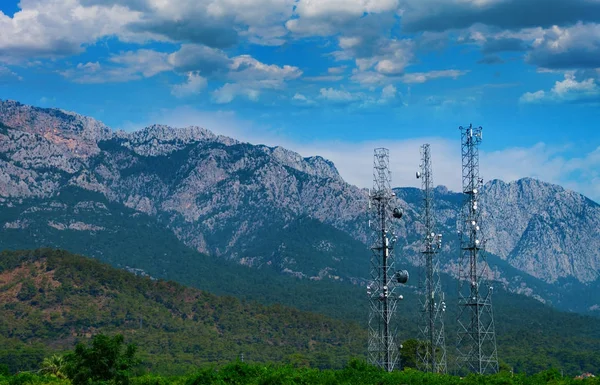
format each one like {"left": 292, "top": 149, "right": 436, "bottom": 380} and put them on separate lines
{"left": 64, "top": 334, "right": 139, "bottom": 385}
{"left": 39, "top": 354, "right": 67, "bottom": 379}
{"left": 400, "top": 339, "right": 423, "bottom": 369}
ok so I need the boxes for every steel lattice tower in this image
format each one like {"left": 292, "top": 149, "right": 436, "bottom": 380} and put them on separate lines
{"left": 367, "top": 148, "right": 408, "bottom": 372}
{"left": 416, "top": 144, "right": 448, "bottom": 374}
{"left": 455, "top": 125, "right": 499, "bottom": 375}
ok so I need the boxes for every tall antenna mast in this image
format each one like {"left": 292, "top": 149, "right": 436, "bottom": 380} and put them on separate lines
{"left": 416, "top": 144, "right": 447, "bottom": 374}
{"left": 456, "top": 125, "right": 499, "bottom": 374}
{"left": 367, "top": 148, "right": 409, "bottom": 372}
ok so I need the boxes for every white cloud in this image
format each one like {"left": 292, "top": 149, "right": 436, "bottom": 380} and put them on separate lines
{"left": 0, "top": 0, "right": 296, "bottom": 64}
{"left": 519, "top": 90, "right": 545, "bottom": 103}
{"left": 291, "top": 92, "right": 317, "bottom": 106}
{"left": 350, "top": 68, "right": 468, "bottom": 86}
{"left": 210, "top": 55, "right": 303, "bottom": 103}
{"left": 303, "top": 75, "right": 344, "bottom": 82}
{"left": 167, "top": 44, "right": 231, "bottom": 74}
{"left": 292, "top": 93, "right": 309, "bottom": 101}
{"left": 171, "top": 72, "right": 207, "bottom": 98}
{"left": 328, "top": 66, "right": 347, "bottom": 74}
{"left": 58, "top": 51, "right": 172, "bottom": 83}
{"left": 381, "top": 84, "right": 397, "bottom": 99}
{"left": 319, "top": 87, "right": 363, "bottom": 103}
{"left": 0, "top": 66, "right": 22, "bottom": 82}
{"left": 0, "top": 0, "right": 140, "bottom": 62}
{"left": 228, "top": 55, "right": 302, "bottom": 85}
{"left": 286, "top": 0, "right": 398, "bottom": 36}
{"left": 110, "top": 49, "right": 172, "bottom": 77}
{"left": 520, "top": 73, "right": 600, "bottom": 103}
{"left": 527, "top": 23, "right": 600, "bottom": 69}
{"left": 212, "top": 83, "right": 260, "bottom": 104}
{"left": 401, "top": 69, "right": 469, "bottom": 83}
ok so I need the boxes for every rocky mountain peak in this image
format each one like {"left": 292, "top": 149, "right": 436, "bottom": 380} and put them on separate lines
{"left": 269, "top": 146, "right": 342, "bottom": 181}
{"left": 0, "top": 99, "right": 113, "bottom": 157}
{"left": 118, "top": 124, "right": 240, "bottom": 156}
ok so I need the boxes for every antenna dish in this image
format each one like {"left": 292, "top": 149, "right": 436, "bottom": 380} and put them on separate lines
{"left": 396, "top": 270, "right": 409, "bottom": 284}
{"left": 393, "top": 207, "right": 403, "bottom": 219}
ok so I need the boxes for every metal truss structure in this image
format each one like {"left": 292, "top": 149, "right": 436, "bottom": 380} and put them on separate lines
{"left": 416, "top": 144, "right": 447, "bottom": 374}
{"left": 367, "top": 148, "right": 409, "bottom": 372}
{"left": 455, "top": 125, "right": 499, "bottom": 375}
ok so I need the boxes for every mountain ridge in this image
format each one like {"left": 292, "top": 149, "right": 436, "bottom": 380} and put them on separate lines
{"left": 1, "top": 99, "right": 599, "bottom": 313}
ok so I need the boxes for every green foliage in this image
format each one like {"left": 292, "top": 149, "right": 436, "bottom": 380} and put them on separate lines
{"left": 1, "top": 358, "right": 600, "bottom": 385}
{"left": 0, "top": 249, "right": 365, "bottom": 375}
{"left": 63, "top": 334, "right": 138, "bottom": 385}
{"left": 399, "top": 339, "right": 420, "bottom": 369}
{"left": 39, "top": 355, "right": 67, "bottom": 379}
{"left": 16, "top": 280, "right": 37, "bottom": 301}
{"left": 0, "top": 248, "right": 600, "bottom": 376}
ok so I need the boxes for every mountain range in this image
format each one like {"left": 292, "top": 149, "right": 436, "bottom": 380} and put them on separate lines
{"left": 0, "top": 99, "right": 599, "bottom": 314}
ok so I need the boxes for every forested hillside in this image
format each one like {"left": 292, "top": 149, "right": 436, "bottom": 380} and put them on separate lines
{"left": 0, "top": 249, "right": 365, "bottom": 375}
{"left": 0, "top": 249, "right": 599, "bottom": 376}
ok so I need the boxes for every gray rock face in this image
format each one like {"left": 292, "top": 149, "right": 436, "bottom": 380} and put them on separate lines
{"left": 482, "top": 178, "right": 600, "bottom": 283}
{"left": 1, "top": 99, "right": 599, "bottom": 291}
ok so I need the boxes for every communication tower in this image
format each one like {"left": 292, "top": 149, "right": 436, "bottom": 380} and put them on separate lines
{"left": 367, "top": 148, "right": 409, "bottom": 372}
{"left": 416, "top": 144, "right": 447, "bottom": 374}
{"left": 455, "top": 125, "right": 499, "bottom": 374}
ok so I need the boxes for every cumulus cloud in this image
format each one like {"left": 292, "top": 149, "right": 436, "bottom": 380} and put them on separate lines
{"left": 286, "top": 0, "right": 398, "bottom": 36}
{"left": 228, "top": 55, "right": 302, "bottom": 85}
{"left": 59, "top": 62, "right": 136, "bottom": 84}
{"left": 212, "top": 83, "right": 260, "bottom": 104}
{"left": 526, "top": 23, "right": 600, "bottom": 70}
{"left": 171, "top": 72, "right": 207, "bottom": 98}
{"left": 59, "top": 49, "right": 173, "bottom": 83}
{"left": 319, "top": 87, "right": 363, "bottom": 103}
{"left": 0, "top": 0, "right": 296, "bottom": 64}
{"left": 291, "top": 92, "right": 317, "bottom": 107}
{"left": 110, "top": 49, "right": 172, "bottom": 77}
{"left": 88, "top": 0, "right": 295, "bottom": 47}
{"left": 520, "top": 73, "right": 600, "bottom": 104}
{"left": 0, "top": 0, "right": 139, "bottom": 62}
{"left": 381, "top": 84, "right": 397, "bottom": 99}
{"left": 519, "top": 90, "right": 545, "bottom": 103}
{"left": 209, "top": 55, "right": 303, "bottom": 103}
{"left": 167, "top": 44, "right": 231, "bottom": 74}
{"left": 336, "top": 38, "right": 415, "bottom": 75}
{"left": 400, "top": 0, "right": 600, "bottom": 33}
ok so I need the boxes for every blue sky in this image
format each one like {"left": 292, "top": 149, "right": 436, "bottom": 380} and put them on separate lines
{"left": 0, "top": 0, "right": 599, "bottom": 200}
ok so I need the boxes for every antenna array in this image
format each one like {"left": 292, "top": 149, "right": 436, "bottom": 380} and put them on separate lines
{"left": 367, "top": 148, "right": 409, "bottom": 372}
{"left": 416, "top": 144, "right": 447, "bottom": 374}
{"left": 455, "top": 125, "right": 499, "bottom": 375}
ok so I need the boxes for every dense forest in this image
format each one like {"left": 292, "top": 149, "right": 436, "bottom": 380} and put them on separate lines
{"left": 0, "top": 333, "right": 598, "bottom": 385}
{"left": 0, "top": 249, "right": 599, "bottom": 378}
